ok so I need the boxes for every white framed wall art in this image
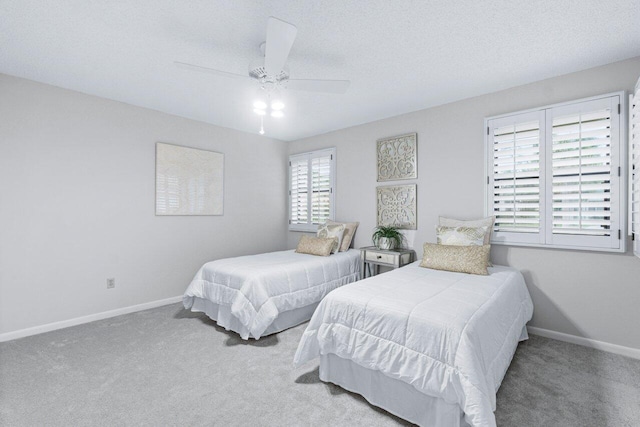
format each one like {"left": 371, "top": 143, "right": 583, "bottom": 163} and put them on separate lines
{"left": 377, "top": 132, "right": 417, "bottom": 181}
{"left": 155, "top": 142, "right": 224, "bottom": 216}
{"left": 376, "top": 184, "right": 417, "bottom": 230}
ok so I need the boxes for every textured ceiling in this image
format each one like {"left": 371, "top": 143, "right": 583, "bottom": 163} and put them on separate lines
{"left": 1, "top": 0, "right": 639, "bottom": 141}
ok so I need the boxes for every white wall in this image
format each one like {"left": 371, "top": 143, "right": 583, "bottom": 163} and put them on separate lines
{"left": 0, "top": 74, "right": 288, "bottom": 336}
{"left": 287, "top": 57, "right": 640, "bottom": 351}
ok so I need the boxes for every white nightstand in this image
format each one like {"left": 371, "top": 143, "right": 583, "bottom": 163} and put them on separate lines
{"left": 359, "top": 246, "right": 416, "bottom": 280}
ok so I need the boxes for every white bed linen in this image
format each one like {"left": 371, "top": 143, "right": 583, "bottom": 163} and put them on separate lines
{"left": 183, "top": 249, "right": 360, "bottom": 339}
{"left": 294, "top": 261, "right": 533, "bottom": 427}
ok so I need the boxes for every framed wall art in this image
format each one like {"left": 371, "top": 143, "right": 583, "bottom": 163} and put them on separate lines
{"left": 376, "top": 184, "right": 417, "bottom": 230}
{"left": 377, "top": 132, "right": 417, "bottom": 181}
{"left": 155, "top": 142, "right": 224, "bottom": 216}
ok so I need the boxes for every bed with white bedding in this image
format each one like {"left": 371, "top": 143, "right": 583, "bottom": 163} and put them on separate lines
{"left": 183, "top": 249, "right": 360, "bottom": 339}
{"left": 293, "top": 261, "right": 533, "bottom": 427}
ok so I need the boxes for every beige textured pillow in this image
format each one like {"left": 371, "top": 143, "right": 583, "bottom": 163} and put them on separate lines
{"left": 420, "top": 243, "right": 490, "bottom": 275}
{"left": 317, "top": 223, "right": 346, "bottom": 254}
{"left": 295, "top": 235, "right": 336, "bottom": 257}
{"left": 438, "top": 216, "right": 495, "bottom": 245}
{"left": 326, "top": 220, "right": 360, "bottom": 251}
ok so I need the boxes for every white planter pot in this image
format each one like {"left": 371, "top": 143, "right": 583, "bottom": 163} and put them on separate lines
{"left": 377, "top": 237, "right": 397, "bottom": 250}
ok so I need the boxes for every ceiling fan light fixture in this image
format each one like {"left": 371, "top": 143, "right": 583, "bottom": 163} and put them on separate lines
{"left": 271, "top": 100, "right": 285, "bottom": 110}
{"left": 253, "top": 100, "right": 267, "bottom": 110}
{"left": 270, "top": 110, "right": 284, "bottom": 118}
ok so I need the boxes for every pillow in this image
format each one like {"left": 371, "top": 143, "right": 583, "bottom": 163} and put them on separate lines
{"left": 325, "top": 220, "right": 360, "bottom": 251}
{"left": 436, "top": 225, "right": 488, "bottom": 246}
{"left": 295, "top": 235, "right": 336, "bottom": 257}
{"left": 438, "top": 216, "right": 495, "bottom": 245}
{"left": 420, "top": 243, "right": 490, "bottom": 275}
{"left": 317, "top": 223, "right": 346, "bottom": 254}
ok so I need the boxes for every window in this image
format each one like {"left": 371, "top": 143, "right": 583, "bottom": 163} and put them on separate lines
{"left": 486, "top": 93, "right": 625, "bottom": 252}
{"left": 630, "top": 85, "right": 640, "bottom": 257}
{"left": 289, "top": 148, "right": 336, "bottom": 231}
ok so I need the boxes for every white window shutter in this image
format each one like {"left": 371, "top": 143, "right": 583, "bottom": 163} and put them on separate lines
{"left": 631, "top": 85, "right": 640, "bottom": 257}
{"left": 485, "top": 92, "right": 625, "bottom": 252}
{"left": 546, "top": 97, "right": 621, "bottom": 250}
{"left": 289, "top": 156, "right": 309, "bottom": 226}
{"left": 487, "top": 111, "right": 546, "bottom": 245}
{"left": 288, "top": 148, "right": 336, "bottom": 231}
{"left": 310, "top": 155, "right": 332, "bottom": 225}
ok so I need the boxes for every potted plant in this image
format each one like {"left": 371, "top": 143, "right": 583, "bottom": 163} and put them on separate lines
{"left": 372, "top": 226, "right": 403, "bottom": 250}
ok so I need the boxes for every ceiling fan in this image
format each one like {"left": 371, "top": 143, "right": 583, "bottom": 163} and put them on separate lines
{"left": 175, "top": 17, "right": 350, "bottom": 133}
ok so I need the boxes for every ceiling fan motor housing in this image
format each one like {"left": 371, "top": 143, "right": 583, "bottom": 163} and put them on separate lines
{"left": 249, "top": 58, "right": 290, "bottom": 91}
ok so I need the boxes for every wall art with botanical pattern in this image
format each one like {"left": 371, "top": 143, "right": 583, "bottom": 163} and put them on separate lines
{"left": 376, "top": 184, "right": 417, "bottom": 230}
{"left": 377, "top": 133, "right": 417, "bottom": 181}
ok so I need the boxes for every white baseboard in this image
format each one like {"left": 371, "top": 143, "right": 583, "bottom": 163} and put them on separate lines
{"left": 5, "top": 302, "right": 638, "bottom": 360}
{"left": 0, "top": 296, "right": 183, "bottom": 343}
{"left": 527, "top": 326, "right": 640, "bottom": 360}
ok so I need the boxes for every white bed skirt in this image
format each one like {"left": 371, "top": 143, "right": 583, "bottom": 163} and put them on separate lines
{"left": 189, "top": 297, "right": 319, "bottom": 339}
{"left": 320, "top": 353, "right": 469, "bottom": 427}
{"left": 318, "top": 325, "right": 530, "bottom": 427}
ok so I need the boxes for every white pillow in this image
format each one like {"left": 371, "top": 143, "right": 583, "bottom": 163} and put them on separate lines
{"left": 325, "top": 220, "right": 359, "bottom": 251}
{"left": 317, "top": 223, "right": 346, "bottom": 254}
{"left": 438, "top": 216, "right": 495, "bottom": 245}
{"left": 436, "top": 225, "right": 488, "bottom": 246}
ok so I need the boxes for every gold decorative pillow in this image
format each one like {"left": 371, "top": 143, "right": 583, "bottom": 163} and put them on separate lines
{"left": 438, "top": 216, "right": 495, "bottom": 245}
{"left": 317, "top": 223, "right": 346, "bottom": 254}
{"left": 326, "top": 220, "right": 360, "bottom": 251}
{"left": 420, "top": 243, "right": 490, "bottom": 275}
{"left": 436, "top": 225, "right": 488, "bottom": 246}
{"left": 295, "top": 235, "right": 336, "bottom": 257}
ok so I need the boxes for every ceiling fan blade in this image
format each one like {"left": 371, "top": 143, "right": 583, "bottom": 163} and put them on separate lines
{"left": 287, "top": 79, "right": 351, "bottom": 94}
{"left": 174, "top": 61, "right": 249, "bottom": 80}
{"left": 264, "top": 17, "right": 297, "bottom": 75}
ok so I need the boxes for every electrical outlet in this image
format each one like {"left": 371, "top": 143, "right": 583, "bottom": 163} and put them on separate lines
{"left": 107, "top": 278, "right": 115, "bottom": 289}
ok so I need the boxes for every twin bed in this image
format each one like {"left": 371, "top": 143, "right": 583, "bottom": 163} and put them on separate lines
{"left": 183, "top": 248, "right": 360, "bottom": 339}
{"left": 183, "top": 227, "right": 533, "bottom": 427}
{"left": 294, "top": 261, "right": 533, "bottom": 427}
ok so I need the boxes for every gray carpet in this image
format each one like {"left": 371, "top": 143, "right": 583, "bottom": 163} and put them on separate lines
{"left": 1, "top": 303, "right": 639, "bottom": 427}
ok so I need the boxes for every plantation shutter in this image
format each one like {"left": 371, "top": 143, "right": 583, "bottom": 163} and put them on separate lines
{"left": 486, "top": 93, "right": 624, "bottom": 251}
{"left": 288, "top": 148, "right": 336, "bottom": 231}
{"left": 310, "top": 155, "right": 332, "bottom": 225}
{"left": 546, "top": 97, "right": 621, "bottom": 249}
{"left": 631, "top": 82, "right": 640, "bottom": 257}
{"left": 289, "top": 157, "right": 309, "bottom": 226}
{"left": 487, "top": 111, "right": 545, "bottom": 245}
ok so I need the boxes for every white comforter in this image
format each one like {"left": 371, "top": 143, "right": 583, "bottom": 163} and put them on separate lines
{"left": 294, "top": 262, "right": 533, "bottom": 427}
{"left": 183, "top": 249, "right": 360, "bottom": 339}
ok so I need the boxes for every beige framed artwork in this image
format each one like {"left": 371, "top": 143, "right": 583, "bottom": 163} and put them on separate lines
{"left": 377, "top": 133, "right": 417, "bottom": 181}
{"left": 155, "top": 142, "right": 224, "bottom": 215}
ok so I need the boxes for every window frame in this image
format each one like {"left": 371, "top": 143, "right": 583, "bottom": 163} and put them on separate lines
{"left": 630, "top": 84, "right": 640, "bottom": 258}
{"left": 288, "top": 147, "right": 336, "bottom": 232}
{"left": 484, "top": 92, "right": 627, "bottom": 253}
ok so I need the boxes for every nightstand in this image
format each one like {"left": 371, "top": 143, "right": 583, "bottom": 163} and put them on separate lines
{"left": 359, "top": 246, "right": 416, "bottom": 280}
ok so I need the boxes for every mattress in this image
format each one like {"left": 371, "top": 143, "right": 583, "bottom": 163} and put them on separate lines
{"left": 183, "top": 249, "right": 360, "bottom": 339}
{"left": 294, "top": 261, "right": 533, "bottom": 427}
